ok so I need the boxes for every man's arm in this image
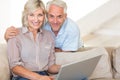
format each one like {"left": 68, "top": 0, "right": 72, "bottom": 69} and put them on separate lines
{"left": 55, "top": 47, "right": 63, "bottom": 52}
{"left": 4, "top": 26, "right": 19, "bottom": 41}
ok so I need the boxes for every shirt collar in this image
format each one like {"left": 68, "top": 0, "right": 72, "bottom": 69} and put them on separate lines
{"left": 21, "top": 27, "right": 43, "bottom": 34}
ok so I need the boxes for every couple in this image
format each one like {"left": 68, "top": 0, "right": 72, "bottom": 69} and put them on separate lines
{"left": 6, "top": 0, "right": 84, "bottom": 80}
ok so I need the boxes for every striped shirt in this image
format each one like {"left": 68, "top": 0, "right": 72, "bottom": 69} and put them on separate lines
{"left": 7, "top": 27, "right": 55, "bottom": 76}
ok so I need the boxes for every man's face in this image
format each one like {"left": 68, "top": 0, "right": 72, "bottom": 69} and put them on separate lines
{"left": 47, "top": 5, "right": 67, "bottom": 32}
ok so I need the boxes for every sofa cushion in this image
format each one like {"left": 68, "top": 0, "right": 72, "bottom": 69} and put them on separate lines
{"left": 112, "top": 47, "right": 120, "bottom": 78}
{"left": 55, "top": 47, "right": 113, "bottom": 79}
{"left": 0, "top": 43, "right": 10, "bottom": 80}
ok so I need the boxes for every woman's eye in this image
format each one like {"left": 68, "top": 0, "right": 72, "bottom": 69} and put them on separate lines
{"left": 29, "top": 14, "right": 34, "bottom": 16}
{"left": 38, "top": 14, "right": 43, "bottom": 17}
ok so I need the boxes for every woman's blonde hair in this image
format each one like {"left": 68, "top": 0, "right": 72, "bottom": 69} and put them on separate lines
{"left": 22, "top": 0, "right": 46, "bottom": 27}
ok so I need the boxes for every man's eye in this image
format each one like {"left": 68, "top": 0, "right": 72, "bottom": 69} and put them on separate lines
{"left": 58, "top": 15, "right": 63, "bottom": 18}
{"left": 48, "top": 15, "right": 54, "bottom": 18}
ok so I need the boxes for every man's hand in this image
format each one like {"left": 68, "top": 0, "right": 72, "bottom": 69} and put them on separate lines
{"left": 55, "top": 47, "right": 62, "bottom": 52}
{"left": 4, "top": 26, "right": 19, "bottom": 41}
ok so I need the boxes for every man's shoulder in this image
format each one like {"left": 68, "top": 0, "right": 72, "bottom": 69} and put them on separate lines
{"left": 43, "top": 22, "right": 51, "bottom": 30}
{"left": 65, "top": 18, "right": 79, "bottom": 32}
{"left": 66, "top": 18, "right": 79, "bottom": 28}
{"left": 67, "top": 18, "right": 77, "bottom": 24}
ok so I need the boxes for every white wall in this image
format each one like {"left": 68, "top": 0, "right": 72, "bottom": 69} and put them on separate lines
{"left": 77, "top": 0, "right": 120, "bottom": 37}
{"left": 0, "top": 0, "right": 10, "bottom": 43}
{"left": 0, "top": 0, "right": 109, "bottom": 43}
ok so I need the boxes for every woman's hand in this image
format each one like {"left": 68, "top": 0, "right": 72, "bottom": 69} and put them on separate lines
{"left": 38, "top": 76, "right": 54, "bottom": 80}
{"left": 30, "top": 76, "right": 54, "bottom": 80}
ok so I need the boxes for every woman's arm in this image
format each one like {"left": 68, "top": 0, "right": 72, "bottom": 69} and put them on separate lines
{"left": 48, "top": 64, "right": 61, "bottom": 74}
{"left": 12, "top": 65, "right": 52, "bottom": 80}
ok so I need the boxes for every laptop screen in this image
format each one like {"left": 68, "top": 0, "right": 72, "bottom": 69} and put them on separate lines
{"left": 55, "top": 55, "right": 101, "bottom": 80}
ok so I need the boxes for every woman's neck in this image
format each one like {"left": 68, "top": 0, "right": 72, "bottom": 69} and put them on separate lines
{"left": 28, "top": 27, "right": 38, "bottom": 40}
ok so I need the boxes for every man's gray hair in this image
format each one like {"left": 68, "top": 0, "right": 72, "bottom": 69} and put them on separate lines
{"left": 46, "top": 0, "right": 67, "bottom": 13}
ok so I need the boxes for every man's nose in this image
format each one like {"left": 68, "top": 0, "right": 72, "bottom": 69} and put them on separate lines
{"left": 53, "top": 18, "right": 58, "bottom": 23}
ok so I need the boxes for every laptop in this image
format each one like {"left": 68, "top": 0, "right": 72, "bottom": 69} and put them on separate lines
{"left": 55, "top": 55, "right": 101, "bottom": 80}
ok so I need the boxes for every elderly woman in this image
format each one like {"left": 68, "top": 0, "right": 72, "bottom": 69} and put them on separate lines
{"left": 7, "top": 0, "right": 60, "bottom": 80}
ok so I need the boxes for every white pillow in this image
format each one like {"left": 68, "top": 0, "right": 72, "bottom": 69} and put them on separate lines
{"left": 0, "top": 43, "right": 10, "bottom": 80}
{"left": 55, "top": 47, "right": 112, "bottom": 79}
{"left": 112, "top": 47, "right": 120, "bottom": 78}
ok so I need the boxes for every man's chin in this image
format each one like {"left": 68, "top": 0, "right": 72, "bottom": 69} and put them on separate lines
{"left": 51, "top": 27, "right": 58, "bottom": 31}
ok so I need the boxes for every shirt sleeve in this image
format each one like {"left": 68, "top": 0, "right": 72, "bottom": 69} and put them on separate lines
{"left": 7, "top": 37, "right": 24, "bottom": 69}
{"left": 48, "top": 44, "right": 56, "bottom": 67}
{"left": 48, "top": 33, "right": 56, "bottom": 67}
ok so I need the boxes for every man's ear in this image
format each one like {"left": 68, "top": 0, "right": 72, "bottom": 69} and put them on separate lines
{"left": 64, "top": 13, "right": 67, "bottom": 19}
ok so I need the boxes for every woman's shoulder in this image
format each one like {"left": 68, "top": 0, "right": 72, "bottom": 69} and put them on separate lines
{"left": 42, "top": 29, "right": 54, "bottom": 40}
{"left": 42, "top": 29, "right": 52, "bottom": 35}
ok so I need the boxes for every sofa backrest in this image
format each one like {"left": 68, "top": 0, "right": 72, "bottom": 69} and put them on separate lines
{"left": 0, "top": 43, "right": 10, "bottom": 80}
{"left": 55, "top": 47, "right": 113, "bottom": 79}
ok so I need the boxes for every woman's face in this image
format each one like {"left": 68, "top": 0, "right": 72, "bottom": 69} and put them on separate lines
{"left": 27, "top": 8, "right": 45, "bottom": 31}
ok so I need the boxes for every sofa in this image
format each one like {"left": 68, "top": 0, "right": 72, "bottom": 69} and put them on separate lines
{"left": 0, "top": 43, "right": 10, "bottom": 80}
{"left": 81, "top": 19, "right": 120, "bottom": 80}
{"left": 1, "top": 43, "right": 120, "bottom": 80}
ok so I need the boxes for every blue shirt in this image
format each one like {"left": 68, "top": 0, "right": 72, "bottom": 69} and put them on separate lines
{"left": 43, "top": 18, "right": 83, "bottom": 51}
